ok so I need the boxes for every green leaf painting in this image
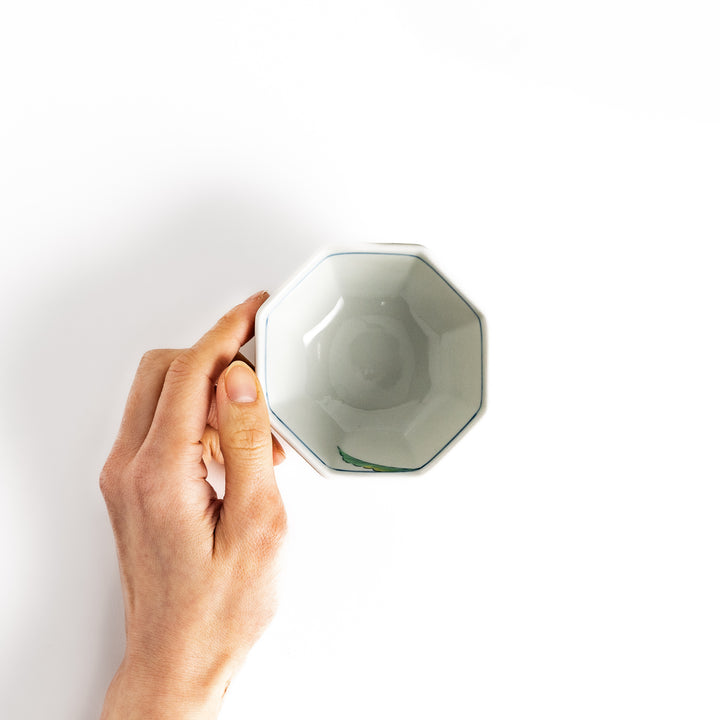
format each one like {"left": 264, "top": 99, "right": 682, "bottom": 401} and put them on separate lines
{"left": 337, "top": 446, "right": 412, "bottom": 472}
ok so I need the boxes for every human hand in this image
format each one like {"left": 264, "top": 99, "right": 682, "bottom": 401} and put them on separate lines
{"left": 99, "top": 292, "right": 287, "bottom": 719}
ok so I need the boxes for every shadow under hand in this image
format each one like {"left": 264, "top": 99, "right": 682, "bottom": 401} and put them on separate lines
{"left": 0, "top": 191, "right": 319, "bottom": 719}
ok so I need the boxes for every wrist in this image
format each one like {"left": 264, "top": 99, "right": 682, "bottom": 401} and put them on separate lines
{"left": 100, "top": 657, "right": 229, "bottom": 720}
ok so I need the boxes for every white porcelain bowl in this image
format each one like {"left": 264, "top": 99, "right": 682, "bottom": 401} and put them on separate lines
{"left": 255, "top": 244, "right": 486, "bottom": 476}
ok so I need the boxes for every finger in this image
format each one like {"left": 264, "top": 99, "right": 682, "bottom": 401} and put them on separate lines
{"left": 209, "top": 351, "right": 285, "bottom": 464}
{"left": 206, "top": 350, "right": 254, "bottom": 430}
{"left": 272, "top": 434, "right": 287, "bottom": 466}
{"left": 144, "top": 292, "right": 268, "bottom": 453}
{"left": 110, "top": 348, "right": 183, "bottom": 461}
{"left": 215, "top": 361, "right": 281, "bottom": 544}
{"left": 201, "top": 425, "right": 224, "bottom": 465}
{"left": 201, "top": 425, "right": 287, "bottom": 466}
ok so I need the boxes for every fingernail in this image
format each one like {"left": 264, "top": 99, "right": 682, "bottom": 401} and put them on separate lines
{"left": 225, "top": 361, "right": 258, "bottom": 403}
{"left": 245, "top": 290, "right": 269, "bottom": 304}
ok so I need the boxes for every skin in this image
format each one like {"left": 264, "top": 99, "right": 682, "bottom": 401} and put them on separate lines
{"left": 99, "top": 292, "right": 287, "bottom": 719}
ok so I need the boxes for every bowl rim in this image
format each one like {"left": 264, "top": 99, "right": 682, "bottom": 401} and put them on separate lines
{"left": 255, "top": 242, "right": 487, "bottom": 478}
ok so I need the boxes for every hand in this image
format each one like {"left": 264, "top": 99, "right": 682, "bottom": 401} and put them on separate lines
{"left": 99, "top": 292, "right": 287, "bottom": 719}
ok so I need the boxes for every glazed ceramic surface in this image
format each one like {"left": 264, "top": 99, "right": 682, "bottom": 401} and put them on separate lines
{"left": 255, "top": 244, "right": 485, "bottom": 476}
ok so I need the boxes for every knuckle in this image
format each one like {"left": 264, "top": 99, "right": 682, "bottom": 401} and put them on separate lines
{"left": 245, "top": 498, "right": 287, "bottom": 561}
{"left": 124, "top": 453, "right": 162, "bottom": 506}
{"left": 250, "top": 523, "right": 285, "bottom": 562}
{"left": 228, "top": 426, "right": 271, "bottom": 453}
{"left": 167, "top": 349, "right": 199, "bottom": 378}
{"left": 139, "top": 348, "right": 176, "bottom": 369}
{"left": 202, "top": 428, "right": 223, "bottom": 463}
{"left": 98, "top": 461, "right": 118, "bottom": 499}
{"left": 99, "top": 445, "right": 173, "bottom": 515}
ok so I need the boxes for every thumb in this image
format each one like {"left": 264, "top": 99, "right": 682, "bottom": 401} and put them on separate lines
{"left": 216, "top": 360, "right": 278, "bottom": 519}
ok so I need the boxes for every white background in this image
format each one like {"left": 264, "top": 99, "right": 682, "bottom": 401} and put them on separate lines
{"left": 1, "top": 2, "right": 719, "bottom": 718}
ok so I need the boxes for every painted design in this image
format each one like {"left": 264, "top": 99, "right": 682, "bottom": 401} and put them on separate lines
{"left": 337, "top": 446, "right": 412, "bottom": 472}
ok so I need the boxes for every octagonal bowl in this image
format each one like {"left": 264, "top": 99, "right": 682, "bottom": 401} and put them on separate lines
{"left": 255, "top": 243, "right": 486, "bottom": 476}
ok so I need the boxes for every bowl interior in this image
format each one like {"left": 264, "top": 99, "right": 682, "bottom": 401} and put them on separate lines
{"left": 263, "top": 252, "right": 483, "bottom": 471}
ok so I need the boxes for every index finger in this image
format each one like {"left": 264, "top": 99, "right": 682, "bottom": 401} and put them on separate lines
{"left": 143, "top": 291, "right": 268, "bottom": 453}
